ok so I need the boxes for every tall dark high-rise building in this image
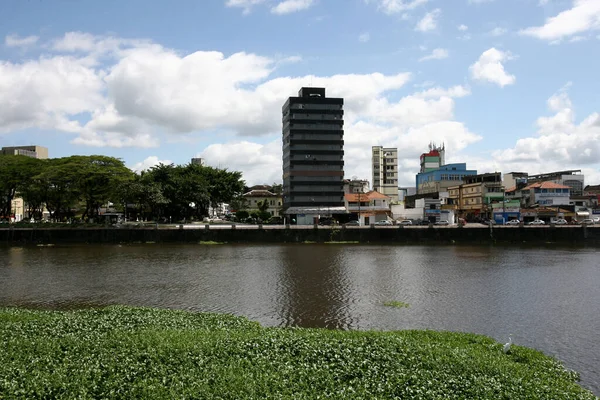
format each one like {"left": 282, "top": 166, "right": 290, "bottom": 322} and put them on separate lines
{"left": 282, "top": 87, "right": 345, "bottom": 223}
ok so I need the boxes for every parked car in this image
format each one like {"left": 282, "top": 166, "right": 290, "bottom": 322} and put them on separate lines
{"left": 581, "top": 218, "right": 595, "bottom": 225}
{"left": 374, "top": 220, "right": 392, "bottom": 226}
{"left": 345, "top": 220, "right": 360, "bottom": 226}
{"left": 434, "top": 220, "right": 449, "bottom": 226}
{"left": 398, "top": 220, "right": 413, "bottom": 225}
{"left": 552, "top": 219, "right": 568, "bottom": 225}
{"left": 505, "top": 219, "right": 520, "bottom": 225}
{"left": 528, "top": 219, "right": 545, "bottom": 225}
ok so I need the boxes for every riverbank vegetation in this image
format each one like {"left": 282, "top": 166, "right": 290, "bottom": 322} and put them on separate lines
{"left": 0, "top": 155, "right": 244, "bottom": 223}
{"left": 0, "top": 306, "right": 595, "bottom": 399}
{"left": 383, "top": 300, "right": 410, "bottom": 308}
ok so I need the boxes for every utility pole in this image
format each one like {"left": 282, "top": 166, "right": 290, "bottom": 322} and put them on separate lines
{"left": 357, "top": 191, "right": 361, "bottom": 225}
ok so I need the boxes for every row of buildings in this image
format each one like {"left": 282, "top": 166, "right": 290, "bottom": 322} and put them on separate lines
{"left": 277, "top": 87, "right": 598, "bottom": 225}
{"left": 3, "top": 87, "right": 599, "bottom": 225}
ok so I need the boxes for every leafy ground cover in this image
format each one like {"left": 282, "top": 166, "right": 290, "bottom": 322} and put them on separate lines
{"left": 383, "top": 300, "right": 410, "bottom": 309}
{"left": 0, "top": 306, "right": 596, "bottom": 399}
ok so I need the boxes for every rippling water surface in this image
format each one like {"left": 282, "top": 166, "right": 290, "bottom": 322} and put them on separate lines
{"left": 0, "top": 244, "right": 598, "bottom": 394}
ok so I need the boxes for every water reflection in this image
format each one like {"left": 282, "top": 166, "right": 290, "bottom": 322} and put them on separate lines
{"left": 278, "top": 245, "right": 352, "bottom": 329}
{"left": 0, "top": 244, "right": 598, "bottom": 395}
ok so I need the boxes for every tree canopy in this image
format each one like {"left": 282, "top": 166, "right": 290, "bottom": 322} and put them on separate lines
{"left": 1, "top": 155, "right": 245, "bottom": 222}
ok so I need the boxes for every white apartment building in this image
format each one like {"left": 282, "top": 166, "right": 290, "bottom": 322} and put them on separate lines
{"left": 372, "top": 146, "right": 398, "bottom": 203}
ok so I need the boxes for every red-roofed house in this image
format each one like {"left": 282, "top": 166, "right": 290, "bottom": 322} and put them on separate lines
{"left": 523, "top": 181, "right": 570, "bottom": 207}
{"left": 344, "top": 190, "right": 391, "bottom": 225}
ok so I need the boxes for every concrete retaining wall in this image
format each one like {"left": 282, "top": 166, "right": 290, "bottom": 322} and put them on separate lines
{"left": 1, "top": 225, "right": 599, "bottom": 245}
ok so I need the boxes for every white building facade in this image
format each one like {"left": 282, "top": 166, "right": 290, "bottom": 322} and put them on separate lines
{"left": 372, "top": 146, "right": 398, "bottom": 204}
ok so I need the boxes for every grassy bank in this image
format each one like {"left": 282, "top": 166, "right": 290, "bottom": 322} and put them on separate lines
{"left": 0, "top": 307, "right": 595, "bottom": 399}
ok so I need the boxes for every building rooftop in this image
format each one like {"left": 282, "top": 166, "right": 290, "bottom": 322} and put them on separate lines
{"left": 345, "top": 190, "right": 390, "bottom": 202}
{"left": 243, "top": 190, "right": 278, "bottom": 197}
{"left": 527, "top": 170, "right": 582, "bottom": 179}
{"left": 523, "top": 181, "right": 570, "bottom": 190}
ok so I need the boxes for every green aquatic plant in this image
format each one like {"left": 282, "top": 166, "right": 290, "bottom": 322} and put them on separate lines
{"left": 383, "top": 300, "right": 410, "bottom": 308}
{"left": 0, "top": 307, "right": 595, "bottom": 399}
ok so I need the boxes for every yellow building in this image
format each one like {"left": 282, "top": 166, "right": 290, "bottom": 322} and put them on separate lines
{"left": 1, "top": 145, "right": 49, "bottom": 222}
{"left": 0, "top": 145, "right": 48, "bottom": 159}
{"left": 447, "top": 173, "right": 504, "bottom": 220}
{"left": 242, "top": 190, "right": 283, "bottom": 217}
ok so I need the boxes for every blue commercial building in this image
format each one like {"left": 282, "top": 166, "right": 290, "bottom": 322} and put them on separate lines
{"left": 416, "top": 163, "right": 478, "bottom": 195}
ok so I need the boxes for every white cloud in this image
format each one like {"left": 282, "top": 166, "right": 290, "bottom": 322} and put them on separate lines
{"left": 413, "top": 80, "right": 435, "bottom": 88}
{"left": 200, "top": 140, "right": 283, "bottom": 184}
{"left": 370, "top": 0, "right": 429, "bottom": 15}
{"left": 419, "top": 48, "right": 449, "bottom": 61}
{"left": 129, "top": 156, "right": 173, "bottom": 173}
{"left": 568, "top": 35, "right": 588, "bottom": 42}
{"left": 469, "top": 48, "right": 516, "bottom": 87}
{"left": 359, "top": 32, "right": 371, "bottom": 43}
{"left": 52, "top": 31, "right": 98, "bottom": 52}
{"left": 73, "top": 132, "right": 159, "bottom": 148}
{"left": 414, "top": 85, "right": 471, "bottom": 98}
{"left": 458, "top": 24, "right": 469, "bottom": 31}
{"left": 52, "top": 32, "right": 151, "bottom": 54}
{"left": 1, "top": 31, "right": 483, "bottom": 186}
{"left": 520, "top": 0, "right": 600, "bottom": 41}
{"left": 489, "top": 27, "right": 507, "bottom": 36}
{"left": 5, "top": 34, "right": 39, "bottom": 47}
{"left": 492, "top": 90, "right": 600, "bottom": 174}
{"left": 0, "top": 56, "right": 104, "bottom": 133}
{"left": 98, "top": 41, "right": 414, "bottom": 136}
{"left": 276, "top": 55, "right": 302, "bottom": 65}
{"left": 192, "top": 79, "right": 479, "bottom": 185}
{"left": 271, "top": 0, "right": 314, "bottom": 14}
{"left": 225, "top": 0, "right": 266, "bottom": 14}
{"left": 415, "top": 9, "right": 441, "bottom": 32}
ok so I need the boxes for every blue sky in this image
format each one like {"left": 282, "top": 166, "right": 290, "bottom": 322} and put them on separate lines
{"left": 1, "top": 0, "right": 599, "bottom": 186}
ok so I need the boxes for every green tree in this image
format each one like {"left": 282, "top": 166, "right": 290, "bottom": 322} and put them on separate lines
{"left": 256, "top": 200, "right": 269, "bottom": 213}
{"left": 36, "top": 158, "right": 81, "bottom": 221}
{"left": 0, "top": 156, "right": 42, "bottom": 220}
{"left": 270, "top": 183, "right": 283, "bottom": 194}
{"left": 69, "top": 156, "right": 135, "bottom": 221}
{"left": 235, "top": 210, "right": 249, "bottom": 221}
{"left": 229, "top": 195, "right": 249, "bottom": 213}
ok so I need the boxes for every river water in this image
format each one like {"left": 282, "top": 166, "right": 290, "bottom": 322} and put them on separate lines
{"left": 0, "top": 244, "right": 598, "bottom": 395}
